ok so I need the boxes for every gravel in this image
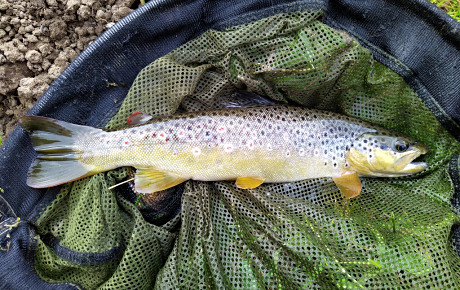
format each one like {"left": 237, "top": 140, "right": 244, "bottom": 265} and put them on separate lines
{"left": 0, "top": 0, "right": 137, "bottom": 139}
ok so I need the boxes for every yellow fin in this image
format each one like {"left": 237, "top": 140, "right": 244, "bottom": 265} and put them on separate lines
{"left": 332, "top": 171, "right": 362, "bottom": 199}
{"left": 235, "top": 176, "right": 265, "bottom": 189}
{"left": 134, "top": 167, "right": 187, "bottom": 193}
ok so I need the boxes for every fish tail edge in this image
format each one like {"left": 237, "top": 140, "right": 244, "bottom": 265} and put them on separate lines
{"left": 20, "top": 116, "right": 102, "bottom": 188}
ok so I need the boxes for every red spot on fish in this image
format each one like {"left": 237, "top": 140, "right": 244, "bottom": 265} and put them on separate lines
{"left": 248, "top": 140, "right": 255, "bottom": 150}
{"left": 158, "top": 132, "right": 167, "bottom": 140}
{"left": 192, "top": 147, "right": 201, "bottom": 156}
{"left": 125, "top": 141, "right": 129, "bottom": 145}
{"left": 217, "top": 126, "right": 226, "bottom": 133}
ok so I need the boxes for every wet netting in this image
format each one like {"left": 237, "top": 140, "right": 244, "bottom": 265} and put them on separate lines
{"left": 32, "top": 10, "right": 460, "bottom": 288}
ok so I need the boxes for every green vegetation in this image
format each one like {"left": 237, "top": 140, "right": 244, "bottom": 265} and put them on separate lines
{"left": 430, "top": 0, "right": 460, "bottom": 21}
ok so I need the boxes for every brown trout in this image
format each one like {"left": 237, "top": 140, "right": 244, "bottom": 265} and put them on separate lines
{"left": 20, "top": 105, "right": 428, "bottom": 198}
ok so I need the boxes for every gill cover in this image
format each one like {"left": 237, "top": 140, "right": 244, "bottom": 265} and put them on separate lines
{"left": 346, "top": 133, "right": 428, "bottom": 177}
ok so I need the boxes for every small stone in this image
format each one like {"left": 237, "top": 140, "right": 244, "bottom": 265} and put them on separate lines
{"left": 18, "top": 75, "right": 50, "bottom": 99}
{"left": 24, "top": 25, "right": 34, "bottom": 33}
{"left": 77, "top": 5, "right": 91, "bottom": 20}
{"left": 0, "top": 16, "right": 10, "bottom": 28}
{"left": 10, "top": 17, "right": 20, "bottom": 26}
{"left": 41, "top": 58, "right": 51, "bottom": 71}
{"left": 66, "top": 0, "right": 81, "bottom": 11}
{"left": 48, "top": 63, "right": 68, "bottom": 79}
{"left": 38, "top": 43, "right": 52, "bottom": 56}
{"left": 81, "top": 0, "right": 96, "bottom": 6}
{"left": 25, "top": 50, "right": 42, "bottom": 63}
{"left": 49, "top": 20, "right": 67, "bottom": 40}
{"left": 45, "top": 0, "right": 58, "bottom": 6}
{"left": 24, "top": 33, "right": 38, "bottom": 43}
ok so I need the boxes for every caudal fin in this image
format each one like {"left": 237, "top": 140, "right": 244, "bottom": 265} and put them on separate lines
{"left": 20, "top": 116, "right": 103, "bottom": 188}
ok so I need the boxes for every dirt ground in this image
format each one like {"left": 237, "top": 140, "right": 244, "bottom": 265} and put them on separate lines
{"left": 0, "top": 0, "right": 138, "bottom": 139}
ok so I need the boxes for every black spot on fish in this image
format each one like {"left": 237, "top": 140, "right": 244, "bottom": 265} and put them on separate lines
{"left": 363, "top": 139, "right": 368, "bottom": 143}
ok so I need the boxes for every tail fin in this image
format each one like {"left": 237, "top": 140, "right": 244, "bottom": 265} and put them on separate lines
{"left": 20, "top": 116, "right": 103, "bottom": 188}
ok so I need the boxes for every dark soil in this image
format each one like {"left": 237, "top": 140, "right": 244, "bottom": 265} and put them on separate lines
{"left": 0, "top": 0, "right": 138, "bottom": 139}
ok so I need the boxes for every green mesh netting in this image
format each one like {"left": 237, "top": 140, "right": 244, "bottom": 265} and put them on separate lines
{"left": 33, "top": 10, "right": 460, "bottom": 289}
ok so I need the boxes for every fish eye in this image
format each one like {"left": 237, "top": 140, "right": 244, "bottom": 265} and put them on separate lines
{"left": 394, "top": 140, "right": 409, "bottom": 152}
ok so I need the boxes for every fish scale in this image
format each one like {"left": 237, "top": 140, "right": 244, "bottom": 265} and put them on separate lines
{"left": 20, "top": 105, "right": 428, "bottom": 198}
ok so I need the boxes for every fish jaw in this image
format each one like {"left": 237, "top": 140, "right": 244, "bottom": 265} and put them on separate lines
{"left": 346, "top": 146, "right": 428, "bottom": 177}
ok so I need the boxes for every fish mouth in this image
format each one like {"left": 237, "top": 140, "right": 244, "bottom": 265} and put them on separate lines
{"left": 393, "top": 146, "right": 428, "bottom": 175}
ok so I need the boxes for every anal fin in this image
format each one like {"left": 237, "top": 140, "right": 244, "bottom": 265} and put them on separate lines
{"left": 134, "top": 167, "right": 187, "bottom": 193}
{"left": 332, "top": 171, "right": 362, "bottom": 199}
{"left": 235, "top": 176, "right": 265, "bottom": 189}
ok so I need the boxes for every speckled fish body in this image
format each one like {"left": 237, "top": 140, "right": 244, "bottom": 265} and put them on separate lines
{"left": 20, "top": 105, "right": 428, "bottom": 197}
{"left": 86, "top": 106, "right": 368, "bottom": 181}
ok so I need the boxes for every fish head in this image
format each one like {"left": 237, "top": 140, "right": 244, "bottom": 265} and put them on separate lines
{"left": 346, "top": 132, "right": 428, "bottom": 177}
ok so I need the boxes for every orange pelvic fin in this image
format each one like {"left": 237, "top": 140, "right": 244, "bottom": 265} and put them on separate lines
{"left": 134, "top": 167, "right": 187, "bottom": 193}
{"left": 235, "top": 176, "right": 265, "bottom": 189}
{"left": 332, "top": 171, "right": 362, "bottom": 199}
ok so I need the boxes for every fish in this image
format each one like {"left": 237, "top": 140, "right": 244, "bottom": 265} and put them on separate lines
{"left": 19, "top": 105, "right": 428, "bottom": 199}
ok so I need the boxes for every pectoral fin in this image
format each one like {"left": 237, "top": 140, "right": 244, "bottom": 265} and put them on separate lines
{"left": 332, "top": 172, "right": 362, "bottom": 199}
{"left": 134, "top": 167, "right": 187, "bottom": 193}
{"left": 235, "top": 176, "right": 265, "bottom": 189}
